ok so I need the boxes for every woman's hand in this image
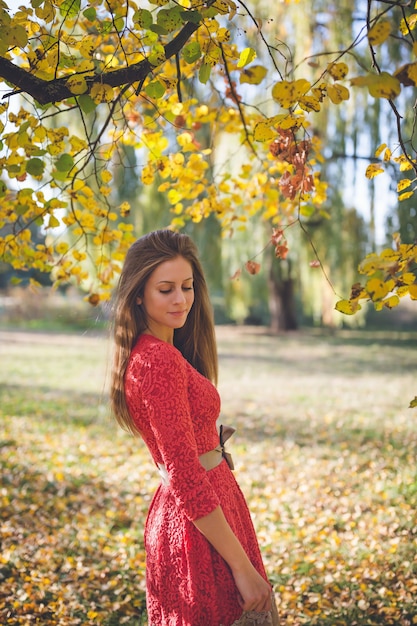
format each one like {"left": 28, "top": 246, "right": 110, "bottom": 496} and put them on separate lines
{"left": 193, "top": 506, "right": 272, "bottom": 613}
{"left": 232, "top": 563, "right": 272, "bottom": 612}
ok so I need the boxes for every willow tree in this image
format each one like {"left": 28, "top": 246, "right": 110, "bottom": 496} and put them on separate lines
{"left": 0, "top": 0, "right": 416, "bottom": 314}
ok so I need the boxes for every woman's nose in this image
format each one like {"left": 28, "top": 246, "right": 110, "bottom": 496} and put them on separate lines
{"left": 173, "top": 288, "right": 186, "bottom": 303}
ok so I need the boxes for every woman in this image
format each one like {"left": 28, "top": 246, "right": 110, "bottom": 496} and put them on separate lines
{"left": 110, "top": 230, "right": 278, "bottom": 626}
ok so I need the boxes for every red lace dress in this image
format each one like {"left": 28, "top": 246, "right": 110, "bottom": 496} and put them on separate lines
{"left": 124, "top": 334, "right": 270, "bottom": 626}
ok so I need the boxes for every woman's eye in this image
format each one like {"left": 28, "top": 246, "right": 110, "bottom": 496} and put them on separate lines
{"left": 159, "top": 285, "right": 193, "bottom": 294}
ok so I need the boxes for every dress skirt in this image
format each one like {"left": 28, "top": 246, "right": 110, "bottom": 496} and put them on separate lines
{"left": 144, "top": 460, "right": 272, "bottom": 626}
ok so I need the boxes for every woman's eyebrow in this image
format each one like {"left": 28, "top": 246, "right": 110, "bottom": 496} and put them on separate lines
{"left": 156, "top": 277, "right": 193, "bottom": 285}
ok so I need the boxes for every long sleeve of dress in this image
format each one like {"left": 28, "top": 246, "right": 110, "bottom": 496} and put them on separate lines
{"left": 125, "top": 339, "right": 220, "bottom": 521}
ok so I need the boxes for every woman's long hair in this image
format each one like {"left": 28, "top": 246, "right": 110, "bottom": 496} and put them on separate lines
{"left": 110, "top": 229, "right": 218, "bottom": 435}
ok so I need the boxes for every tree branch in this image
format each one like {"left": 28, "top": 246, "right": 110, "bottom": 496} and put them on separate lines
{"left": 0, "top": 19, "right": 204, "bottom": 105}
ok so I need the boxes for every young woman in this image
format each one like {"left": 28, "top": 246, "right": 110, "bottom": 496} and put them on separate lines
{"left": 110, "top": 230, "right": 278, "bottom": 626}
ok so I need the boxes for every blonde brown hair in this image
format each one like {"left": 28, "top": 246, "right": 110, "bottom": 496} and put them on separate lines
{"left": 110, "top": 229, "right": 218, "bottom": 435}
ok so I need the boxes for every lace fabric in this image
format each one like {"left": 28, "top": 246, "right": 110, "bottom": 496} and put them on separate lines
{"left": 125, "top": 334, "right": 276, "bottom": 626}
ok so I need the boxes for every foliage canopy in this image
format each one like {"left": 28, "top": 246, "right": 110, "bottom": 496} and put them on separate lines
{"left": 0, "top": 0, "right": 417, "bottom": 310}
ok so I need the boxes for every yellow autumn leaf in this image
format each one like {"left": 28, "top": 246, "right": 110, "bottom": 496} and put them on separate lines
{"left": 90, "top": 83, "right": 114, "bottom": 103}
{"left": 299, "top": 95, "right": 321, "bottom": 112}
{"left": 369, "top": 71, "right": 401, "bottom": 99}
{"left": 79, "top": 36, "right": 96, "bottom": 59}
{"left": 272, "top": 79, "right": 311, "bottom": 108}
{"left": 400, "top": 13, "right": 417, "bottom": 35}
{"left": 408, "top": 284, "right": 417, "bottom": 300}
{"left": 327, "top": 83, "right": 350, "bottom": 104}
{"left": 375, "top": 143, "right": 387, "bottom": 158}
{"left": 383, "top": 294, "right": 400, "bottom": 309}
{"left": 66, "top": 75, "right": 88, "bottom": 95}
{"left": 397, "top": 178, "right": 412, "bottom": 192}
{"left": 141, "top": 165, "right": 154, "bottom": 185}
{"left": 368, "top": 20, "right": 391, "bottom": 46}
{"left": 382, "top": 243, "right": 398, "bottom": 259}
{"left": 366, "top": 163, "right": 384, "bottom": 179}
{"left": 397, "top": 285, "right": 409, "bottom": 298}
{"left": 240, "top": 65, "right": 267, "bottom": 85}
{"left": 399, "top": 191, "right": 414, "bottom": 201}
{"left": 366, "top": 277, "right": 393, "bottom": 300}
{"left": 55, "top": 242, "right": 69, "bottom": 254}
{"left": 77, "top": 60, "right": 95, "bottom": 77}
{"left": 101, "top": 170, "right": 113, "bottom": 183}
{"left": 237, "top": 47, "right": 256, "bottom": 68}
{"left": 167, "top": 188, "right": 183, "bottom": 204}
{"left": 402, "top": 272, "right": 416, "bottom": 285}
{"left": 335, "top": 299, "right": 361, "bottom": 315}
{"left": 383, "top": 147, "right": 392, "bottom": 161}
{"left": 394, "top": 155, "right": 414, "bottom": 171}
{"left": 409, "top": 396, "right": 417, "bottom": 408}
{"left": 394, "top": 62, "right": 417, "bottom": 87}
{"left": 327, "top": 62, "right": 349, "bottom": 81}
{"left": 351, "top": 72, "right": 401, "bottom": 99}
{"left": 253, "top": 121, "right": 276, "bottom": 142}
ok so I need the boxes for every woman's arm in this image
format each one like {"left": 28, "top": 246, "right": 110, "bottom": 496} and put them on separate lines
{"left": 193, "top": 506, "right": 272, "bottom": 613}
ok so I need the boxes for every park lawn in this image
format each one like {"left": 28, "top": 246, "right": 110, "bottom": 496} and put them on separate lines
{"left": 0, "top": 326, "right": 417, "bottom": 625}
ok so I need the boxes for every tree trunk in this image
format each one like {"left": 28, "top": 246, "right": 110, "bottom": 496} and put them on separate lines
{"left": 268, "top": 255, "right": 298, "bottom": 333}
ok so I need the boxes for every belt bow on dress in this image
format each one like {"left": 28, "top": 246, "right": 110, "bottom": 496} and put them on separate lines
{"left": 158, "top": 424, "right": 235, "bottom": 486}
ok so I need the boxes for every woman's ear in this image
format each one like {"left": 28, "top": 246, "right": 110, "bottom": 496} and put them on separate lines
{"left": 136, "top": 297, "right": 142, "bottom": 305}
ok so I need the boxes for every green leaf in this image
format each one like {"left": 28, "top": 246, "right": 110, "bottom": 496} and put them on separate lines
{"left": 133, "top": 8, "right": 153, "bottom": 29}
{"left": 183, "top": 42, "right": 201, "bottom": 64}
{"left": 148, "top": 44, "right": 166, "bottom": 66}
{"left": 299, "top": 204, "right": 315, "bottom": 218}
{"left": 48, "top": 214, "right": 60, "bottom": 229}
{"left": 180, "top": 10, "right": 202, "bottom": 24}
{"left": 15, "top": 203, "right": 30, "bottom": 216}
{"left": 145, "top": 80, "right": 166, "bottom": 99}
{"left": 52, "top": 169, "right": 68, "bottom": 182}
{"left": 157, "top": 7, "right": 184, "bottom": 32}
{"left": 10, "top": 25, "right": 28, "bottom": 48}
{"left": 202, "top": 7, "right": 218, "bottom": 18}
{"left": 114, "top": 17, "right": 124, "bottom": 32}
{"left": 26, "top": 158, "right": 45, "bottom": 177}
{"left": 0, "top": 34, "right": 7, "bottom": 56}
{"left": 199, "top": 62, "right": 211, "bottom": 85}
{"left": 83, "top": 7, "right": 96, "bottom": 21}
{"left": 78, "top": 94, "right": 96, "bottom": 115}
{"left": 409, "top": 396, "right": 417, "bottom": 408}
{"left": 55, "top": 154, "right": 74, "bottom": 173}
{"left": 59, "top": 0, "right": 81, "bottom": 18}
{"left": 99, "top": 20, "right": 112, "bottom": 34}
{"left": 150, "top": 24, "right": 168, "bottom": 36}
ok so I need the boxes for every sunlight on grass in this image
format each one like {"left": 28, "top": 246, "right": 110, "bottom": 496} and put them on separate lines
{"left": 1, "top": 327, "right": 417, "bottom": 625}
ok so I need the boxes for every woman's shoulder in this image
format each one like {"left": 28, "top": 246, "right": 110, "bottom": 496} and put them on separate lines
{"left": 126, "top": 335, "right": 188, "bottom": 396}
{"left": 130, "top": 334, "right": 185, "bottom": 369}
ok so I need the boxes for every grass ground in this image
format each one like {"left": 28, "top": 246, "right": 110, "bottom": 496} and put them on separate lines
{"left": 1, "top": 326, "right": 417, "bottom": 625}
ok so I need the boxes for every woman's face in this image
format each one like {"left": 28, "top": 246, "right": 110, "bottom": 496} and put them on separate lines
{"left": 139, "top": 256, "right": 195, "bottom": 343}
